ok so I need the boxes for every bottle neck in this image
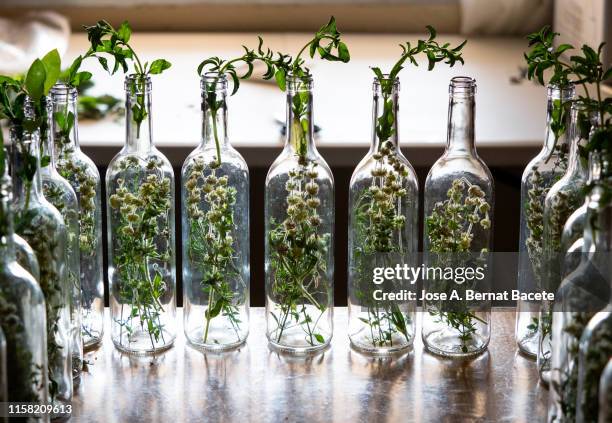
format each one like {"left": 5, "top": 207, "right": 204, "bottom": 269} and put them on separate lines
{"left": 565, "top": 106, "right": 596, "bottom": 178}
{"left": 10, "top": 126, "right": 43, "bottom": 210}
{"left": 542, "top": 84, "right": 575, "bottom": 154}
{"left": 446, "top": 79, "right": 476, "bottom": 156}
{"left": 51, "top": 84, "right": 80, "bottom": 158}
{"left": 39, "top": 97, "right": 57, "bottom": 170}
{"left": 0, "top": 164, "right": 15, "bottom": 262}
{"left": 582, "top": 152, "right": 612, "bottom": 256}
{"left": 125, "top": 75, "right": 153, "bottom": 154}
{"left": 200, "top": 75, "right": 229, "bottom": 154}
{"left": 284, "top": 76, "right": 316, "bottom": 159}
{"left": 370, "top": 78, "right": 399, "bottom": 153}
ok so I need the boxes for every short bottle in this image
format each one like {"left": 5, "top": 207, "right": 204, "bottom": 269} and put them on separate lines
{"left": 107, "top": 75, "right": 176, "bottom": 354}
{"left": 39, "top": 96, "right": 83, "bottom": 381}
{"left": 347, "top": 75, "right": 418, "bottom": 354}
{"left": 10, "top": 119, "right": 71, "bottom": 416}
{"left": 515, "top": 84, "right": 574, "bottom": 359}
{"left": 422, "top": 76, "right": 494, "bottom": 357}
{"left": 265, "top": 73, "right": 334, "bottom": 353}
{"left": 182, "top": 73, "right": 250, "bottom": 350}
{"left": 51, "top": 83, "right": 105, "bottom": 350}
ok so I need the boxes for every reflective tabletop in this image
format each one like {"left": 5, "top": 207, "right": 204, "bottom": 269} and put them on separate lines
{"left": 73, "top": 308, "right": 547, "bottom": 422}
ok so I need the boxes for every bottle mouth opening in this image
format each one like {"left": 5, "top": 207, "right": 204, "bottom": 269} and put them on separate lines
{"left": 547, "top": 83, "right": 575, "bottom": 99}
{"left": 50, "top": 83, "right": 77, "bottom": 100}
{"left": 200, "top": 72, "right": 228, "bottom": 90}
{"left": 449, "top": 76, "right": 476, "bottom": 95}
{"left": 373, "top": 74, "right": 400, "bottom": 89}
{"left": 125, "top": 74, "right": 152, "bottom": 93}
{"left": 287, "top": 72, "right": 313, "bottom": 91}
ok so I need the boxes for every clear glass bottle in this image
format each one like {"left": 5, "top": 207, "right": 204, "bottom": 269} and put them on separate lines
{"left": 347, "top": 76, "right": 418, "bottom": 354}
{"left": 515, "top": 84, "right": 575, "bottom": 359}
{"left": 265, "top": 73, "right": 334, "bottom": 353}
{"left": 10, "top": 121, "right": 71, "bottom": 414}
{"left": 576, "top": 304, "right": 612, "bottom": 422}
{"left": 0, "top": 154, "right": 49, "bottom": 423}
{"left": 107, "top": 75, "right": 176, "bottom": 354}
{"left": 547, "top": 151, "right": 612, "bottom": 423}
{"left": 51, "top": 83, "right": 105, "bottom": 350}
{"left": 182, "top": 73, "right": 249, "bottom": 350}
{"left": 422, "top": 76, "right": 494, "bottom": 357}
{"left": 598, "top": 358, "right": 612, "bottom": 422}
{"left": 537, "top": 104, "right": 595, "bottom": 382}
{"left": 39, "top": 96, "right": 82, "bottom": 382}
{"left": 13, "top": 232, "right": 40, "bottom": 282}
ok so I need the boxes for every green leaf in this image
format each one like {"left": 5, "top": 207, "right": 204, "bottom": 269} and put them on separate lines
{"left": 25, "top": 59, "right": 46, "bottom": 100}
{"left": 314, "top": 333, "right": 325, "bottom": 343}
{"left": 40, "top": 155, "right": 50, "bottom": 168}
{"left": 117, "top": 21, "right": 131, "bottom": 43}
{"left": 275, "top": 68, "right": 286, "bottom": 91}
{"left": 41, "top": 49, "right": 61, "bottom": 94}
{"left": 337, "top": 42, "right": 350, "bottom": 63}
{"left": 148, "top": 59, "right": 171, "bottom": 75}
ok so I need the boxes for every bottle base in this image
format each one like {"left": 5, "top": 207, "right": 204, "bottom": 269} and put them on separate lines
{"left": 267, "top": 339, "right": 331, "bottom": 355}
{"left": 112, "top": 330, "right": 176, "bottom": 355}
{"left": 187, "top": 336, "right": 247, "bottom": 352}
{"left": 516, "top": 336, "right": 538, "bottom": 359}
{"left": 83, "top": 336, "right": 103, "bottom": 352}
{"left": 422, "top": 330, "right": 489, "bottom": 358}
{"left": 349, "top": 340, "right": 412, "bottom": 356}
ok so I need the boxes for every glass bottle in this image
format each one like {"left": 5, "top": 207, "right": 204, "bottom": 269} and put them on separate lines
{"left": 537, "top": 104, "right": 595, "bottom": 382}
{"left": 38, "top": 96, "right": 82, "bottom": 381}
{"left": 422, "top": 76, "right": 494, "bottom": 357}
{"left": 107, "top": 75, "right": 176, "bottom": 354}
{"left": 576, "top": 304, "right": 612, "bottom": 422}
{"left": 0, "top": 154, "right": 49, "bottom": 423}
{"left": 598, "top": 358, "right": 612, "bottom": 422}
{"left": 265, "top": 73, "right": 334, "bottom": 353}
{"left": 347, "top": 76, "right": 418, "bottom": 354}
{"left": 547, "top": 151, "right": 612, "bottom": 423}
{"left": 10, "top": 121, "right": 71, "bottom": 414}
{"left": 51, "top": 83, "right": 105, "bottom": 350}
{"left": 515, "top": 84, "right": 575, "bottom": 359}
{"left": 182, "top": 73, "right": 249, "bottom": 350}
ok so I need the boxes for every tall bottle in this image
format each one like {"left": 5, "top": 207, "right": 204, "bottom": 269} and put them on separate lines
{"left": 38, "top": 96, "right": 82, "bottom": 382}
{"left": 347, "top": 75, "right": 418, "bottom": 353}
{"left": 182, "top": 73, "right": 249, "bottom": 350}
{"left": 265, "top": 73, "right": 334, "bottom": 353}
{"left": 106, "top": 75, "right": 176, "bottom": 354}
{"left": 422, "top": 76, "right": 494, "bottom": 357}
{"left": 515, "top": 84, "right": 574, "bottom": 358}
{"left": 0, "top": 147, "right": 49, "bottom": 422}
{"left": 11, "top": 118, "right": 71, "bottom": 414}
{"left": 547, "top": 151, "right": 612, "bottom": 423}
{"left": 537, "top": 103, "right": 597, "bottom": 381}
{"left": 51, "top": 83, "right": 105, "bottom": 350}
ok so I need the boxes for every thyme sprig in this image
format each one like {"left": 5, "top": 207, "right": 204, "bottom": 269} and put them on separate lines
{"left": 425, "top": 178, "right": 491, "bottom": 352}
{"left": 84, "top": 20, "right": 171, "bottom": 136}
{"left": 196, "top": 16, "right": 350, "bottom": 165}
{"left": 525, "top": 26, "right": 612, "bottom": 151}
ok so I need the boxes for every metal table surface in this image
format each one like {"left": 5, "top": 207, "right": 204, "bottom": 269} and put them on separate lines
{"left": 73, "top": 308, "right": 547, "bottom": 422}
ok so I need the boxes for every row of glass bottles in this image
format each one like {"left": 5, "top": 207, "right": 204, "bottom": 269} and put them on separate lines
{"left": 103, "top": 72, "right": 492, "bottom": 356}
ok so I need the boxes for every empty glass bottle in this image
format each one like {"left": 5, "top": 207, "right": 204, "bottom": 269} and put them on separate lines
{"left": 182, "top": 73, "right": 249, "bottom": 350}
{"left": 107, "top": 75, "right": 176, "bottom": 354}
{"left": 51, "top": 83, "right": 104, "bottom": 350}
{"left": 0, "top": 152, "right": 49, "bottom": 422}
{"left": 11, "top": 121, "right": 71, "bottom": 414}
{"left": 347, "top": 76, "right": 418, "bottom": 354}
{"left": 547, "top": 151, "right": 612, "bottom": 423}
{"left": 39, "top": 96, "right": 82, "bottom": 381}
{"left": 515, "top": 84, "right": 574, "bottom": 359}
{"left": 422, "top": 76, "right": 494, "bottom": 357}
{"left": 599, "top": 359, "right": 612, "bottom": 422}
{"left": 265, "top": 73, "right": 334, "bottom": 353}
